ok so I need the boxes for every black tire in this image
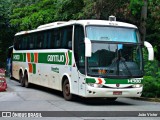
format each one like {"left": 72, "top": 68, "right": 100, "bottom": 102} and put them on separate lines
{"left": 62, "top": 79, "right": 73, "bottom": 101}
{"left": 19, "top": 72, "right": 25, "bottom": 87}
{"left": 24, "top": 73, "right": 30, "bottom": 88}
{"left": 10, "top": 76, "right": 14, "bottom": 80}
{"left": 10, "top": 74, "right": 15, "bottom": 80}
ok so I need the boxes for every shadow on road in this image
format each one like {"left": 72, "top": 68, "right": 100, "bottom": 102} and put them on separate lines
{"left": 75, "top": 98, "right": 132, "bottom": 106}
{"left": 11, "top": 79, "right": 133, "bottom": 106}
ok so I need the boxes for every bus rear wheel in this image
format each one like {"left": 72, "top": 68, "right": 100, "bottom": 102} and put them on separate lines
{"left": 62, "top": 79, "right": 73, "bottom": 101}
{"left": 19, "top": 72, "right": 25, "bottom": 87}
{"left": 24, "top": 73, "right": 30, "bottom": 88}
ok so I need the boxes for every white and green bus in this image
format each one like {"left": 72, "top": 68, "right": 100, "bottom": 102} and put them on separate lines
{"left": 12, "top": 16, "right": 154, "bottom": 101}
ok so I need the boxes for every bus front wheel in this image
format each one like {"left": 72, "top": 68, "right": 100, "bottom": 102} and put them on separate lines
{"left": 62, "top": 79, "right": 73, "bottom": 101}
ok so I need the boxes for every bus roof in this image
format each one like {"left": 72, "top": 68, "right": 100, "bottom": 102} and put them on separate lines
{"left": 15, "top": 20, "right": 137, "bottom": 36}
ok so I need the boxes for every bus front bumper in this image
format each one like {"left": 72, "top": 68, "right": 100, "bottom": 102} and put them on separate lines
{"left": 85, "top": 86, "right": 143, "bottom": 98}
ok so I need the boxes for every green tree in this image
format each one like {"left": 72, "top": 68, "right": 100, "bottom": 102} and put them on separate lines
{"left": 146, "top": 0, "right": 160, "bottom": 61}
{"left": 54, "top": 0, "right": 84, "bottom": 20}
{"left": 10, "top": 0, "right": 84, "bottom": 30}
{"left": 0, "top": 0, "right": 14, "bottom": 64}
{"left": 10, "top": 0, "right": 43, "bottom": 30}
{"left": 79, "top": 0, "right": 136, "bottom": 22}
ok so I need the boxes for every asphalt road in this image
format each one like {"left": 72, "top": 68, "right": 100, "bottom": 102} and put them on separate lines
{"left": 0, "top": 78, "right": 160, "bottom": 120}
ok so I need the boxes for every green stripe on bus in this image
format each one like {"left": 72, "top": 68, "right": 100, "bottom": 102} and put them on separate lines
{"left": 13, "top": 52, "right": 72, "bottom": 66}
{"left": 12, "top": 53, "right": 26, "bottom": 62}
{"left": 24, "top": 53, "right": 26, "bottom": 62}
{"left": 86, "top": 78, "right": 142, "bottom": 84}
{"left": 32, "top": 63, "right": 36, "bottom": 74}
{"left": 86, "top": 78, "right": 96, "bottom": 83}
{"left": 38, "top": 53, "right": 66, "bottom": 65}
{"left": 31, "top": 53, "right": 34, "bottom": 62}
{"left": 68, "top": 51, "right": 72, "bottom": 65}
{"left": 104, "top": 79, "right": 131, "bottom": 84}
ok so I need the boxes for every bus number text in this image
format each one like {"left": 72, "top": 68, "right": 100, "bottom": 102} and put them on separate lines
{"left": 128, "top": 79, "right": 142, "bottom": 84}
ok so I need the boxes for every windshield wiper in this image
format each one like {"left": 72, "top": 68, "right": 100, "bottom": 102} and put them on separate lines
{"left": 120, "top": 57, "right": 133, "bottom": 77}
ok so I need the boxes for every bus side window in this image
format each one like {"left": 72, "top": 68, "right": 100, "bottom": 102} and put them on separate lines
{"left": 47, "top": 31, "right": 51, "bottom": 49}
{"left": 37, "top": 33, "right": 44, "bottom": 49}
{"left": 18, "top": 38, "right": 22, "bottom": 50}
{"left": 22, "top": 36, "right": 28, "bottom": 50}
{"left": 51, "top": 29, "right": 60, "bottom": 49}
{"left": 44, "top": 32, "right": 47, "bottom": 49}
{"left": 50, "top": 29, "right": 55, "bottom": 49}
{"left": 43, "top": 31, "right": 51, "bottom": 49}
{"left": 57, "top": 40, "right": 60, "bottom": 47}
{"left": 61, "top": 28, "right": 66, "bottom": 48}
{"left": 14, "top": 37, "right": 20, "bottom": 50}
{"left": 32, "top": 33, "right": 37, "bottom": 49}
{"left": 67, "top": 26, "right": 72, "bottom": 49}
{"left": 30, "top": 43, "right": 34, "bottom": 49}
{"left": 68, "top": 41, "right": 72, "bottom": 49}
{"left": 61, "top": 26, "right": 73, "bottom": 49}
{"left": 55, "top": 29, "right": 61, "bottom": 48}
{"left": 29, "top": 39, "right": 34, "bottom": 49}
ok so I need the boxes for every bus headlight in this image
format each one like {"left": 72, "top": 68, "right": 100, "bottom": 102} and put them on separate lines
{"left": 132, "top": 84, "right": 143, "bottom": 88}
{"left": 87, "top": 83, "right": 103, "bottom": 88}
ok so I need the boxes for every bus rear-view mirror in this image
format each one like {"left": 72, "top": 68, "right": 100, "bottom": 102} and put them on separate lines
{"left": 84, "top": 37, "right": 92, "bottom": 57}
{"left": 144, "top": 41, "right": 154, "bottom": 61}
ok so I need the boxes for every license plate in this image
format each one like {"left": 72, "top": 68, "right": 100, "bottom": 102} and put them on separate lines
{"left": 113, "top": 91, "right": 122, "bottom": 95}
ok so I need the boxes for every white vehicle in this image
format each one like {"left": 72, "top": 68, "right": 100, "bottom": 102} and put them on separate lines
{"left": 12, "top": 16, "right": 154, "bottom": 101}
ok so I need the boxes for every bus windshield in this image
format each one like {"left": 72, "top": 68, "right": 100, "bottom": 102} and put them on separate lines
{"left": 86, "top": 26, "right": 143, "bottom": 78}
{"left": 87, "top": 43, "right": 143, "bottom": 78}
{"left": 86, "top": 26, "right": 140, "bottom": 43}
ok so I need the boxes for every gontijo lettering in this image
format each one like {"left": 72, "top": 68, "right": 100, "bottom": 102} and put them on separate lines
{"left": 47, "top": 55, "right": 65, "bottom": 62}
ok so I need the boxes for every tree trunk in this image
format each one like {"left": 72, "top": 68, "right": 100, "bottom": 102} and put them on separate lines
{"left": 140, "top": 0, "right": 147, "bottom": 42}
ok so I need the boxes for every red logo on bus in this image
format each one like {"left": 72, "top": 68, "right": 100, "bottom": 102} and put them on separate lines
{"left": 116, "top": 84, "right": 120, "bottom": 87}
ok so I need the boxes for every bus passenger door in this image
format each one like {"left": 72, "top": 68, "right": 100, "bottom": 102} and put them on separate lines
{"left": 71, "top": 59, "right": 79, "bottom": 95}
{"left": 71, "top": 48, "right": 85, "bottom": 96}
{"left": 72, "top": 24, "right": 85, "bottom": 96}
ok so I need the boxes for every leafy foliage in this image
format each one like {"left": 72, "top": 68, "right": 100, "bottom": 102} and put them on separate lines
{"left": 54, "top": 0, "right": 84, "bottom": 20}
{"left": 143, "top": 76, "right": 160, "bottom": 98}
{"left": 10, "top": 0, "right": 55, "bottom": 30}
{"left": 10, "top": 0, "right": 85, "bottom": 30}
{"left": 129, "top": 0, "right": 144, "bottom": 16}
{"left": 142, "top": 48, "right": 160, "bottom": 98}
{"left": 10, "top": 0, "right": 139, "bottom": 30}
{"left": 0, "top": 0, "right": 14, "bottom": 63}
{"left": 146, "top": 0, "right": 160, "bottom": 61}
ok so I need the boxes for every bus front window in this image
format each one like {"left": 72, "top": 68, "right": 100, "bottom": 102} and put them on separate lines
{"left": 86, "top": 26, "right": 140, "bottom": 43}
{"left": 86, "top": 26, "right": 143, "bottom": 78}
{"left": 87, "top": 43, "right": 143, "bottom": 78}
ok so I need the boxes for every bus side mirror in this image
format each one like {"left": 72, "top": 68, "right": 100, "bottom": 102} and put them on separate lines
{"left": 144, "top": 41, "right": 154, "bottom": 61}
{"left": 84, "top": 38, "right": 92, "bottom": 57}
